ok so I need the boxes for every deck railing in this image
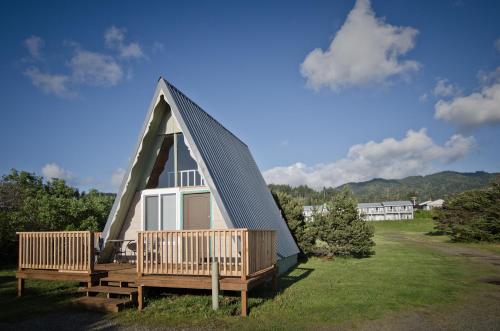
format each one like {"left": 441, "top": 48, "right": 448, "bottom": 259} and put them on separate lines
{"left": 137, "top": 229, "right": 276, "bottom": 278}
{"left": 17, "top": 231, "right": 95, "bottom": 273}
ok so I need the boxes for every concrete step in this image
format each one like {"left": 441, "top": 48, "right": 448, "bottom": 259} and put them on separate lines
{"left": 79, "top": 285, "right": 138, "bottom": 295}
{"left": 71, "top": 296, "right": 132, "bottom": 313}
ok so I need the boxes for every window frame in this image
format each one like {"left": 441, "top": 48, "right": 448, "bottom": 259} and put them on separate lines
{"left": 141, "top": 187, "right": 181, "bottom": 231}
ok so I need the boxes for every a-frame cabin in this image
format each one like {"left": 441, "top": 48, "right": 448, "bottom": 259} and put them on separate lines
{"left": 15, "top": 77, "right": 299, "bottom": 316}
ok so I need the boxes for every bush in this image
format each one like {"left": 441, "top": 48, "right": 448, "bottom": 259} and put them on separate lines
{"left": 272, "top": 192, "right": 315, "bottom": 254}
{"left": 434, "top": 182, "right": 500, "bottom": 242}
{"left": 312, "top": 188, "right": 375, "bottom": 257}
{"left": 0, "top": 169, "right": 115, "bottom": 263}
{"left": 414, "top": 209, "right": 433, "bottom": 219}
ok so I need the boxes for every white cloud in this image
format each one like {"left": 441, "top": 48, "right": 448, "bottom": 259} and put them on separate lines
{"left": 300, "top": 0, "right": 420, "bottom": 90}
{"left": 419, "top": 93, "right": 429, "bottom": 103}
{"left": 434, "top": 67, "right": 500, "bottom": 128}
{"left": 24, "top": 35, "right": 44, "bottom": 60}
{"left": 23, "top": 67, "right": 73, "bottom": 97}
{"left": 111, "top": 168, "right": 126, "bottom": 189}
{"left": 433, "top": 79, "right": 461, "bottom": 97}
{"left": 263, "top": 128, "right": 475, "bottom": 189}
{"left": 69, "top": 50, "right": 123, "bottom": 86}
{"left": 42, "top": 163, "right": 74, "bottom": 181}
{"left": 104, "top": 25, "right": 145, "bottom": 59}
{"left": 104, "top": 26, "right": 125, "bottom": 47}
{"left": 22, "top": 26, "right": 145, "bottom": 97}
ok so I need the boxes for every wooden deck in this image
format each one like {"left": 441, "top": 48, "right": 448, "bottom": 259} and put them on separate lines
{"left": 15, "top": 230, "right": 278, "bottom": 316}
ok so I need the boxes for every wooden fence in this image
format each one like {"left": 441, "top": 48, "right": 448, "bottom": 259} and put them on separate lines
{"left": 137, "top": 229, "right": 276, "bottom": 278}
{"left": 17, "top": 231, "right": 95, "bottom": 273}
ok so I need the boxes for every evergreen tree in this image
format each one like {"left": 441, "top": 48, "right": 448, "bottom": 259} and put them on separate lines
{"left": 313, "top": 188, "right": 375, "bottom": 257}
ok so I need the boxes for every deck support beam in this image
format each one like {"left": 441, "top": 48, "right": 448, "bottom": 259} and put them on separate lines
{"left": 138, "top": 285, "right": 143, "bottom": 310}
{"left": 272, "top": 265, "right": 278, "bottom": 293}
{"left": 241, "top": 290, "right": 247, "bottom": 317}
{"left": 17, "top": 278, "right": 24, "bottom": 297}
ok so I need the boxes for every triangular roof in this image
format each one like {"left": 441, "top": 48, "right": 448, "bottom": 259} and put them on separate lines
{"left": 102, "top": 77, "right": 299, "bottom": 259}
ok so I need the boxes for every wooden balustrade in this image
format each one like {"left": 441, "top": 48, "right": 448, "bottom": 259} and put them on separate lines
{"left": 137, "top": 229, "right": 276, "bottom": 277}
{"left": 17, "top": 231, "right": 95, "bottom": 273}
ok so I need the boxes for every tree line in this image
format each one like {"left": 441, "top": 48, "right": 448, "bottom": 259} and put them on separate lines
{"left": 0, "top": 170, "right": 114, "bottom": 263}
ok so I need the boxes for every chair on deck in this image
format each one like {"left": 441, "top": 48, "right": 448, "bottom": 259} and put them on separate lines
{"left": 126, "top": 241, "right": 137, "bottom": 264}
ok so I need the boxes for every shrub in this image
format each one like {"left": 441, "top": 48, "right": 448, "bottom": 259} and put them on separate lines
{"left": 312, "top": 188, "right": 375, "bottom": 257}
{"left": 434, "top": 182, "right": 500, "bottom": 242}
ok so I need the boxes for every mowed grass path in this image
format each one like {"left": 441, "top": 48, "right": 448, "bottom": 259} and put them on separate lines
{"left": 1, "top": 219, "right": 499, "bottom": 330}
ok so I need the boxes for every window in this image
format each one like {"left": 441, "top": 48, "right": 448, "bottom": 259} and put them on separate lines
{"left": 147, "top": 133, "right": 203, "bottom": 189}
{"left": 161, "top": 194, "right": 176, "bottom": 230}
{"left": 147, "top": 134, "right": 175, "bottom": 188}
{"left": 144, "top": 195, "right": 159, "bottom": 231}
{"left": 143, "top": 189, "right": 178, "bottom": 230}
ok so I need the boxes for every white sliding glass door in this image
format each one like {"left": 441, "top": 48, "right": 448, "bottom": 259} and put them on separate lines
{"left": 144, "top": 195, "right": 159, "bottom": 231}
{"left": 142, "top": 188, "right": 179, "bottom": 230}
{"left": 161, "top": 194, "right": 176, "bottom": 230}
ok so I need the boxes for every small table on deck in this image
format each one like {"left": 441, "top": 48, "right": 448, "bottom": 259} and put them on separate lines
{"left": 108, "top": 239, "right": 135, "bottom": 263}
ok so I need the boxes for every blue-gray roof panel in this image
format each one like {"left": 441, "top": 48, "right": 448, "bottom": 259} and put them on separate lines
{"left": 164, "top": 80, "right": 299, "bottom": 258}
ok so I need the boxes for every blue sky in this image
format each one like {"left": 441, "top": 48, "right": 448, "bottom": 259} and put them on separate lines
{"left": 1, "top": 0, "right": 499, "bottom": 191}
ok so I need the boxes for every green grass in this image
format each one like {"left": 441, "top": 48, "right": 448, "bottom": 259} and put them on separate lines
{"left": 2, "top": 219, "right": 498, "bottom": 329}
{"left": 371, "top": 218, "right": 436, "bottom": 234}
{"left": 0, "top": 266, "right": 80, "bottom": 321}
{"left": 116, "top": 220, "right": 498, "bottom": 330}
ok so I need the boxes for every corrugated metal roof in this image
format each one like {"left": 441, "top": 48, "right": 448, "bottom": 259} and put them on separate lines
{"left": 163, "top": 79, "right": 299, "bottom": 258}
{"left": 382, "top": 200, "right": 412, "bottom": 206}
{"left": 358, "top": 202, "right": 383, "bottom": 208}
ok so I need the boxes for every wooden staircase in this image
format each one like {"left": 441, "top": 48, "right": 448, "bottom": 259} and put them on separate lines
{"left": 71, "top": 266, "right": 138, "bottom": 312}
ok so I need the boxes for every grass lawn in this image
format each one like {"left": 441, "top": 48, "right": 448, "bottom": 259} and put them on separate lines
{"left": 1, "top": 219, "right": 498, "bottom": 330}
{"left": 0, "top": 267, "right": 80, "bottom": 321}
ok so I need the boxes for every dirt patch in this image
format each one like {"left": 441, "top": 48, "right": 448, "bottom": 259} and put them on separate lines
{"left": 480, "top": 277, "right": 500, "bottom": 286}
{"left": 351, "top": 289, "right": 500, "bottom": 331}
{"left": 383, "top": 233, "right": 500, "bottom": 270}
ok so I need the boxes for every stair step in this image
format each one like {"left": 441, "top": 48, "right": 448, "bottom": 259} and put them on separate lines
{"left": 71, "top": 296, "right": 132, "bottom": 313}
{"left": 100, "top": 276, "right": 137, "bottom": 284}
{"left": 79, "top": 285, "right": 138, "bottom": 295}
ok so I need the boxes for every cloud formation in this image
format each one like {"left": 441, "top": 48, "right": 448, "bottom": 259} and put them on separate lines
{"left": 111, "top": 168, "right": 126, "bottom": 190}
{"left": 300, "top": 0, "right": 419, "bottom": 90}
{"left": 104, "top": 26, "right": 145, "bottom": 60}
{"left": 23, "top": 36, "right": 44, "bottom": 60}
{"left": 263, "top": 129, "right": 475, "bottom": 189}
{"left": 22, "top": 26, "right": 147, "bottom": 97}
{"left": 23, "top": 68, "right": 74, "bottom": 98}
{"left": 69, "top": 50, "right": 123, "bottom": 86}
{"left": 434, "top": 67, "right": 500, "bottom": 129}
{"left": 433, "top": 78, "right": 461, "bottom": 97}
{"left": 42, "top": 163, "right": 74, "bottom": 181}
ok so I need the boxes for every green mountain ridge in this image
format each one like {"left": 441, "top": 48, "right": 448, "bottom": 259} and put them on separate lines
{"left": 268, "top": 171, "right": 500, "bottom": 204}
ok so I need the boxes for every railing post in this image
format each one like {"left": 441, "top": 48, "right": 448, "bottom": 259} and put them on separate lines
{"left": 17, "top": 233, "right": 23, "bottom": 271}
{"left": 241, "top": 230, "right": 247, "bottom": 281}
{"left": 88, "top": 231, "right": 94, "bottom": 273}
{"left": 137, "top": 232, "right": 142, "bottom": 275}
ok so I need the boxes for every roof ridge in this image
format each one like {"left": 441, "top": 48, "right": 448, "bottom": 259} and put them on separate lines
{"left": 163, "top": 78, "right": 248, "bottom": 148}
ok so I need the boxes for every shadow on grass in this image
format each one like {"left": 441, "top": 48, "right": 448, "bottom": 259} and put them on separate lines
{"left": 0, "top": 270, "right": 81, "bottom": 323}
{"left": 138, "top": 264, "right": 315, "bottom": 316}
{"left": 426, "top": 230, "right": 446, "bottom": 236}
{"left": 247, "top": 265, "right": 314, "bottom": 312}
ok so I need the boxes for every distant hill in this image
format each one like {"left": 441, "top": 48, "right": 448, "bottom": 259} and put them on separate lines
{"left": 339, "top": 171, "right": 499, "bottom": 203}
{"left": 268, "top": 171, "right": 499, "bottom": 204}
